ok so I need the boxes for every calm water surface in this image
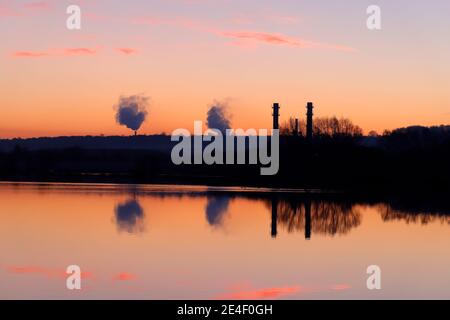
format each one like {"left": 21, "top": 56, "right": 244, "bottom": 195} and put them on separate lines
{"left": 0, "top": 182, "right": 449, "bottom": 299}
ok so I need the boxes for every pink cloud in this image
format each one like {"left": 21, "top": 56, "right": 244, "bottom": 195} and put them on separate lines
{"left": 116, "top": 48, "right": 138, "bottom": 55}
{"left": 268, "top": 15, "right": 300, "bottom": 25}
{"left": 131, "top": 16, "right": 202, "bottom": 30}
{"left": 131, "top": 15, "right": 354, "bottom": 52}
{"left": 83, "top": 11, "right": 119, "bottom": 23}
{"left": 0, "top": 5, "right": 20, "bottom": 17}
{"left": 0, "top": 1, "right": 52, "bottom": 18}
{"left": 63, "top": 48, "right": 97, "bottom": 56}
{"left": 221, "top": 31, "right": 301, "bottom": 46}
{"left": 220, "top": 30, "right": 356, "bottom": 52}
{"left": 231, "top": 12, "right": 300, "bottom": 26}
{"left": 13, "top": 51, "right": 49, "bottom": 58}
{"left": 12, "top": 48, "right": 99, "bottom": 58}
{"left": 24, "top": 1, "right": 51, "bottom": 10}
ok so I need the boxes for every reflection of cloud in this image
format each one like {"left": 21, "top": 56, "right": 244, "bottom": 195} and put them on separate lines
{"left": 215, "top": 285, "right": 301, "bottom": 300}
{"left": 205, "top": 196, "right": 230, "bottom": 226}
{"left": 331, "top": 284, "right": 351, "bottom": 291}
{"left": 6, "top": 265, "right": 94, "bottom": 279}
{"left": 114, "top": 199, "right": 146, "bottom": 234}
{"left": 215, "top": 282, "right": 350, "bottom": 299}
{"left": 113, "top": 272, "right": 137, "bottom": 281}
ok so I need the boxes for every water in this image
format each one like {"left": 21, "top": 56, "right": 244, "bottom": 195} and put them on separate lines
{"left": 0, "top": 182, "right": 449, "bottom": 299}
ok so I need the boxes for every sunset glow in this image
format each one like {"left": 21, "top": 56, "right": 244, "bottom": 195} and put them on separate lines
{"left": 1, "top": 0, "right": 449, "bottom": 138}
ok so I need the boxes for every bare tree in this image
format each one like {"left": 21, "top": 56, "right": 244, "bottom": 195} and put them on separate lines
{"left": 314, "top": 117, "right": 362, "bottom": 138}
{"left": 280, "top": 117, "right": 306, "bottom": 136}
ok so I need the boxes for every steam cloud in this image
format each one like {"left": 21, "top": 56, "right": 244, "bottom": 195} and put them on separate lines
{"left": 206, "top": 101, "right": 232, "bottom": 133}
{"left": 114, "top": 95, "right": 149, "bottom": 134}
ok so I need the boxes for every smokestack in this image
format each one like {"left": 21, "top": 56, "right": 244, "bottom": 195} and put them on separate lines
{"left": 306, "top": 102, "right": 314, "bottom": 141}
{"left": 294, "top": 118, "right": 299, "bottom": 136}
{"left": 273, "top": 103, "right": 280, "bottom": 130}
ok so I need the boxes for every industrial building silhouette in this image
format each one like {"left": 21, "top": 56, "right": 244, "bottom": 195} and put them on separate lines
{"left": 273, "top": 102, "right": 315, "bottom": 140}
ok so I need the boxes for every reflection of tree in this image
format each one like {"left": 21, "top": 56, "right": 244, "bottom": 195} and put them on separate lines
{"left": 114, "top": 199, "right": 146, "bottom": 233}
{"left": 271, "top": 199, "right": 361, "bottom": 237}
{"left": 377, "top": 204, "right": 450, "bottom": 225}
{"left": 312, "top": 201, "right": 361, "bottom": 235}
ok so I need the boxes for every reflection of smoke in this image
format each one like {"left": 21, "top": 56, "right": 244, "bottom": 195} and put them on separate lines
{"left": 206, "top": 196, "right": 230, "bottom": 226}
{"left": 114, "top": 199, "right": 145, "bottom": 233}
{"left": 206, "top": 101, "right": 232, "bottom": 134}
{"left": 114, "top": 95, "right": 149, "bottom": 134}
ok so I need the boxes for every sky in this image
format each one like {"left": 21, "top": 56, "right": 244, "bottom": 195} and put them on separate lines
{"left": 1, "top": 0, "right": 449, "bottom": 138}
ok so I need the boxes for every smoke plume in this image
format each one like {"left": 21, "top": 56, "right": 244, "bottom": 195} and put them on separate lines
{"left": 205, "top": 196, "right": 230, "bottom": 226}
{"left": 206, "top": 101, "right": 232, "bottom": 133}
{"left": 114, "top": 199, "right": 145, "bottom": 234}
{"left": 114, "top": 95, "right": 149, "bottom": 134}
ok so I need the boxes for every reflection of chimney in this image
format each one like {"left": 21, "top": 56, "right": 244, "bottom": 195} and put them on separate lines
{"left": 271, "top": 198, "right": 278, "bottom": 238}
{"left": 304, "top": 199, "right": 311, "bottom": 240}
{"left": 306, "top": 102, "right": 314, "bottom": 141}
{"left": 273, "top": 103, "right": 280, "bottom": 130}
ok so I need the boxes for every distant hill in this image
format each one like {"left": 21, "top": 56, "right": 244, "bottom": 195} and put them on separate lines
{"left": 1, "top": 127, "right": 450, "bottom": 191}
{"left": 382, "top": 125, "right": 450, "bottom": 151}
{"left": 0, "top": 135, "right": 173, "bottom": 153}
{"left": 2, "top": 125, "right": 450, "bottom": 152}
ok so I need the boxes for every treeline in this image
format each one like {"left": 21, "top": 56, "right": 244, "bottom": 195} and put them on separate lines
{"left": 276, "top": 119, "right": 450, "bottom": 191}
{"left": 1, "top": 122, "right": 450, "bottom": 191}
{"left": 281, "top": 116, "right": 363, "bottom": 138}
{"left": 281, "top": 116, "right": 450, "bottom": 151}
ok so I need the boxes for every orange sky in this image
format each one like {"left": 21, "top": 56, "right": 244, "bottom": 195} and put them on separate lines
{"left": 1, "top": 0, "right": 450, "bottom": 138}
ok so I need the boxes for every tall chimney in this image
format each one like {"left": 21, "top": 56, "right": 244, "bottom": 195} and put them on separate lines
{"left": 273, "top": 103, "right": 280, "bottom": 130}
{"left": 271, "top": 197, "right": 278, "bottom": 238}
{"left": 306, "top": 102, "right": 314, "bottom": 141}
{"left": 294, "top": 118, "right": 299, "bottom": 136}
